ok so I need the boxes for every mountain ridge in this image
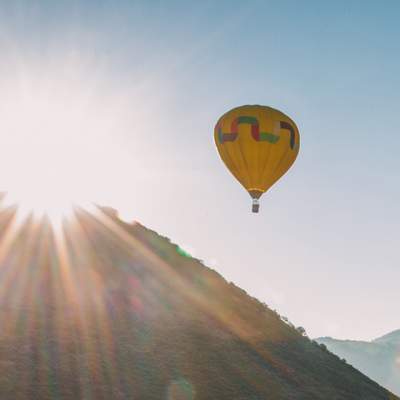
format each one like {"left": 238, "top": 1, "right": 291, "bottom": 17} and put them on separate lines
{"left": 317, "top": 329, "right": 400, "bottom": 345}
{"left": 0, "top": 204, "right": 396, "bottom": 399}
{"left": 374, "top": 330, "right": 400, "bottom": 345}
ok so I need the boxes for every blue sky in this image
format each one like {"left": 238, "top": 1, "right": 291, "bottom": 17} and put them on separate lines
{"left": 0, "top": 0, "right": 399, "bottom": 340}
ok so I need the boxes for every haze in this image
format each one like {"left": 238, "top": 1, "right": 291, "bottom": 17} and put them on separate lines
{"left": 0, "top": 1, "right": 399, "bottom": 340}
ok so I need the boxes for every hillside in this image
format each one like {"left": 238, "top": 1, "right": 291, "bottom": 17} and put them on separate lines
{"left": 317, "top": 331, "right": 400, "bottom": 396}
{"left": 0, "top": 204, "right": 396, "bottom": 399}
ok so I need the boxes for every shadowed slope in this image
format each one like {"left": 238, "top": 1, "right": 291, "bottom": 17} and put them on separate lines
{"left": 0, "top": 204, "right": 396, "bottom": 399}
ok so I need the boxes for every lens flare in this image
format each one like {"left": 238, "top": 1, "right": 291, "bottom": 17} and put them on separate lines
{"left": 0, "top": 56, "right": 133, "bottom": 225}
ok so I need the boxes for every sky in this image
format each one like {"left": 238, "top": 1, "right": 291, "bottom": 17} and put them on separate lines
{"left": 0, "top": 0, "right": 399, "bottom": 340}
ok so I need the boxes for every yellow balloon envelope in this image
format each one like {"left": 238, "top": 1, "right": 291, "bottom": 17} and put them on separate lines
{"left": 214, "top": 105, "right": 300, "bottom": 213}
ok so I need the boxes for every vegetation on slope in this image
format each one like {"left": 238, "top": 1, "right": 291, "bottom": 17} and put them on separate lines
{"left": 0, "top": 205, "right": 396, "bottom": 399}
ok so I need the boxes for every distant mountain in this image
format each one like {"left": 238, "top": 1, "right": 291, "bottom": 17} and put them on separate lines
{"left": 317, "top": 331, "right": 400, "bottom": 396}
{"left": 374, "top": 330, "right": 400, "bottom": 346}
{"left": 0, "top": 204, "right": 396, "bottom": 399}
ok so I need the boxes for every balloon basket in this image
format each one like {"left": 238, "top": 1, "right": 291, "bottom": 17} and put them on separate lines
{"left": 252, "top": 199, "right": 260, "bottom": 213}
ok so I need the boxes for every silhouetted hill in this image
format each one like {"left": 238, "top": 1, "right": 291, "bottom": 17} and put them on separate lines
{"left": 317, "top": 331, "right": 400, "bottom": 396}
{"left": 0, "top": 204, "right": 396, "bottom": 399}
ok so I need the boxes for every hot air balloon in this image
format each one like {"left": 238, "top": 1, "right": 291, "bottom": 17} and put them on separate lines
{"left": 214, "top": 105, "right": 300, "bottom": 213}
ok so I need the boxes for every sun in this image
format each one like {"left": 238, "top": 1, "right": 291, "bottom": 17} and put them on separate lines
{"left": 0, "top": 58, "right": 132, "bottom": 225}
{"left": 3, "top": 188, "right": 74, "bottom": 226}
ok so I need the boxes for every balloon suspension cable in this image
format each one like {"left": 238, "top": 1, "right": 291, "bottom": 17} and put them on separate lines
{"left": 252, "top": 198, "right": 260, "bottom": 213}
